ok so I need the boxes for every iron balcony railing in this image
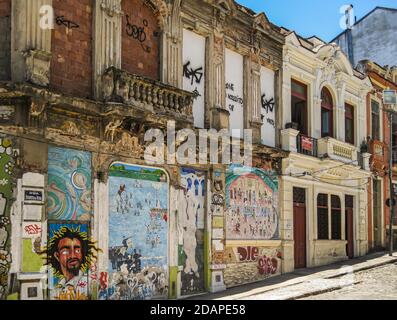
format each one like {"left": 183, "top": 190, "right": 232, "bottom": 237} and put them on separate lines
{"left": 296, "top": 134, "right": 318, "bottom": 157}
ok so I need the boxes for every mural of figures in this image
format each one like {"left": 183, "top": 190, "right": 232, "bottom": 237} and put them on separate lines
{"left": 108, "top": 163, "right": 169, "bottom": 300}
{"left": 0, "top": 137, "right": 16, "bottom": 300}
{"left": 226, "top": 165, "right": 279, "bottom": 240}
{"left": 178, "top": 168, "right": 205, "bottom": 296}
{"left": 47, "top": 146, "right": 92, "bottom": 221}
{"left": 45, "top": 223, "right": 100, "bottom": 300}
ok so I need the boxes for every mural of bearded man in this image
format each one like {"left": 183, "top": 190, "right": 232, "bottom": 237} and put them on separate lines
{"left": 42, "top": 225, "right": 100, "bottom": 300}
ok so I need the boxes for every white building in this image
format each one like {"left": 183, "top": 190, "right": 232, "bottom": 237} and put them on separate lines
{"left": 279, "top": 29, "right": 373, "bottom": 271}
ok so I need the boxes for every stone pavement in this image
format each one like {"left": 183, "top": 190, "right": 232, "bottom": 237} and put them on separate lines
{"left": 301, "top": 263, "right": 397, "bottom": 300}
{"left": 185, "top": 251, "right": 397, "bottom": 300}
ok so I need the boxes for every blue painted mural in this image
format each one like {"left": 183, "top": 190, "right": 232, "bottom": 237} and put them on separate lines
{"left": 47, "top": 146, "right": 92, "bottom": 221}
{"left": 107, "top": 163, "right": 169, "bottom": 300}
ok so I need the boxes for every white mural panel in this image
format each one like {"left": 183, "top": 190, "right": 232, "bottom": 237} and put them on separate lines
{"left": 225, "top": 49, "right": 244, "bottom": 138}
{"left": 183, "top": 29, "right": 206, "bottom": 128}
{"left": 260, "top": 66, "right": 276, "bottom": 147}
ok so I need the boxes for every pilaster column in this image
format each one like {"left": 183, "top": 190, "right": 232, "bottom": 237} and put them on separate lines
{"left": 161, "top": 0, "right": 182, "bottom": 88}
{"left": 93, "top": 0, "right": 123, "bottom": 100}
{"left": 246, "top": 57, "right": 262, "bottom": 144}
{"left": 11, "top": 0, "right": 53, "bottom": 85}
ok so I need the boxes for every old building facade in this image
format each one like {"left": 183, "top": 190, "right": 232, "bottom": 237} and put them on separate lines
{"left": 279, "top": 29, "right": 372, "bottom": 271}
{"left": 0, "top": 0, "right": 290, "bottom": 300}
{"left": 356, "top": 60, "right": 397, "bottom": 251}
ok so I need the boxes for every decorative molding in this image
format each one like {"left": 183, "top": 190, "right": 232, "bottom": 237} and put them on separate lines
{"left": 100, "top": 0, "right": 123, "bottom": 17}
{"left": 23, "top": 49, "right": 52, "bottom": 87}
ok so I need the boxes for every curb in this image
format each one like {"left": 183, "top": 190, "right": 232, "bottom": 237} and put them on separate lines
{"left": 226, "top": 256, "right": 397, "bottom": 301}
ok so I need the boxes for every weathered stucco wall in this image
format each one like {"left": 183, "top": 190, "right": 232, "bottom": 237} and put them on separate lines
{"left": 335, "top": 8, "right": 397, "bottom": 67}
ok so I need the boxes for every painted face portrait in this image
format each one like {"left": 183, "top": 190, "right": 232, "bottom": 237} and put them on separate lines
{"left": 55, "top": 237, "right": 83, "bottom": 280}
{"left": 43, "top": 226, "right": 100, "bottom": 282}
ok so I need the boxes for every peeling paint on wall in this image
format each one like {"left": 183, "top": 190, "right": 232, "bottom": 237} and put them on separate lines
{"left": 178, "top": 168, "right": 205, "bottom": 296}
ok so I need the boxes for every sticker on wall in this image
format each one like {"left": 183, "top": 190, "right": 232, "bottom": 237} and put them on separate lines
{"left": 260, "top": 66, "right": 276, "bottom": 147}
{"left": 47, "top": 146, "right": 92, "bottom": 221}
{"left": 178, "top": 168, "right": 205, "bottom": 296}
{"left": 226, "top": 165, "right": 279, "bottom": 240}
{"left": 183, "top": 29, "right": 206, "bottom": 129}
{"left": 45, "top": 223, "right": 99, "bottom": 300}
{"left": 108, "top": 163, "right": 169, "bottom": 300}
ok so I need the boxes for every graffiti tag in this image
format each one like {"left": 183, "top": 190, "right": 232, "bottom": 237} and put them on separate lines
{"left": 24, "top": 224, "right": 42, "bottom": 235}
{"left": 257, "top": 256, "right": 278, "bottom": 275}
{"left": 126, "top": 15, "right": 151, "bottom": 53}
{"left": 261, "top": 94, "right": 275, "bottom": 113}
{"left": 56, "top": 16, "right": 79, "bottom": 30}
{"left": 183, "top": 61, "right": 204, "bottom": 86}
{"left": 237, "top": 246, "right": 259, "bottom": 262}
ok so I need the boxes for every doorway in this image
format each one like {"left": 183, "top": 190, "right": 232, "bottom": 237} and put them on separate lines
{"left": 293, "top": 187, "right": 307, "bottom": 269}
{"left": 345, "top": 195, "right": 354, "bottom": 259}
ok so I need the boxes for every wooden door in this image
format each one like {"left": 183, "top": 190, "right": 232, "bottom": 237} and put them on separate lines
{"left": 293, "top": 187, "right": 307, "bottom": 269}
{"left": 345, "top": 195, "right": 354, "bottom": 259}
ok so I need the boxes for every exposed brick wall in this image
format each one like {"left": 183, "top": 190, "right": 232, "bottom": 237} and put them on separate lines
{"left": 121, "top": 0, "right": 160, "bottom": 81}
{"left": 0, "top": 0, "right": 11, "bottom": 80}
{"left": 50, "top": 0, "right": 92, "bottom": 99}
{"left": 0, "top": 0, "right": 10, "bottom": 16}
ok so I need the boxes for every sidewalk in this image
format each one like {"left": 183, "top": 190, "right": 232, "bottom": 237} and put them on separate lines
{"left": 186, "top": 251, "right": 397, "bottom": 300}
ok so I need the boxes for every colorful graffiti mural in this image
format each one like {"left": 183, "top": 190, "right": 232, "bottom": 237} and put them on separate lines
{"left": 178, "top": 168, "right": 205, "bottom": 296}
{"left": 223, "top": 246, "right": 282, "bottom": 287}
{"left": 45, "top": 223, "right": 99, "bottom": 300}
{"left": 226, "top": 165, "right": 279, "bottom": 240}
{"left": 108, "top": 163, "right": 169, "bottom": 300}
{"left": 0, "top": 137, "right": 16, "bottom": 300}
{"left": 47, "top": 146, "right": 92, "bottom": 221}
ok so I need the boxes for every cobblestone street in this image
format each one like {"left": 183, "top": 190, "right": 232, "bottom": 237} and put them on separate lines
{"left": 301, "top": 263, "right": 397, "bottom": 300}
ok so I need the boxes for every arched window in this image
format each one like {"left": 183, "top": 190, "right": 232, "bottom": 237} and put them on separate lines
{"left": 321, "top": 87, "right": 334, "bottom": 138}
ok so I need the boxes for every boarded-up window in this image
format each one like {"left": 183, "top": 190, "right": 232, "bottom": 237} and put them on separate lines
{"left": 183, "top": 29, "right": 205, "bottom": 128}
{"left": 225, "top": 48, "right": 244, "bottom": 138}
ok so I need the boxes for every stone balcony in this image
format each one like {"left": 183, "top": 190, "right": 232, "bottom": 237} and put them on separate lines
{"left": 281, "top": 129, "right": 371, "bottom": 170}
{"left": 318, "top": 137, "right": 357, "bottom": 162}
{"left": 101, "top": 67, "right": 194, "bottom": 123}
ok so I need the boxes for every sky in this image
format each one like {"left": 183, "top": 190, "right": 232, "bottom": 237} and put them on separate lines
{"left": 237, "top": 0, "right": 397, "bottom": 42}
